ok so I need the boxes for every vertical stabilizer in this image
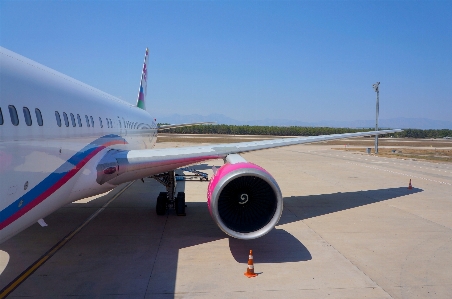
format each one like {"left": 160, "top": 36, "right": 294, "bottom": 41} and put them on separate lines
{"left": 136, "top": 48, "right": 149, "bottom": 110}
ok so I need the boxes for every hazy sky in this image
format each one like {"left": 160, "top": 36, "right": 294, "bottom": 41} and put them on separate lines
{"left": 1, "top": 1, "right": 451, "bottom": 123}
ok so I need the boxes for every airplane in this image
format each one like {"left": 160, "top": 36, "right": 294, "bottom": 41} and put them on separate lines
{"left": 0, "top": 46, "right": 401, "bottom": 244}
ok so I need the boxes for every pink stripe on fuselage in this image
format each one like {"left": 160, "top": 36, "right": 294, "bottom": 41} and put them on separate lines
{"left": 0, "top": 139, "right": 124, "bottom": 230}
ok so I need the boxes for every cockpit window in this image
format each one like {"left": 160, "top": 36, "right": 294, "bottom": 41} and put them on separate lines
{"left": 9, "top": 105, "right": 19, "bottom": 126}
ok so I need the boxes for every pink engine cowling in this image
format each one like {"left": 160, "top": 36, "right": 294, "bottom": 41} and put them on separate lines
{"left": 207, "top": 162, "right": 283, "bottom": 240}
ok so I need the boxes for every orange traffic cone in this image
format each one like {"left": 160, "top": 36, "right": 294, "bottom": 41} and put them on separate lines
{"left": 408, "top": 179, "right": 413, "bottom": 190}
{"left": 244, "top": 250, "right": 258, "bottom": 278}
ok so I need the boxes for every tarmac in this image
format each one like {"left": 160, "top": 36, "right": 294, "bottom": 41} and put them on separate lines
{"left": 0, "top": 142, "right": 451, "bottom": 298}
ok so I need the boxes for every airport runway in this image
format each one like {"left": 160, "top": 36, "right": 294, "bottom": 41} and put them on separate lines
{"left": 1, "top": 143, "right": 451, "bottom": 298}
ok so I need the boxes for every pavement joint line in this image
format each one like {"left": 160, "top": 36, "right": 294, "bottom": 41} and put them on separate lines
{"left": 299, "top": 213, "right": 393, "bottom": 298}
{"left": 144, "top": 204, "right": 170, "bottom": 298}
{"left": 0, "top": 181, "right": 135, "bottom": 299}
{"left": 389, "top": 204, "right": 452, "bottom": 232}
{"left": 347, "top": 162, "right": 452, "bottom": 186}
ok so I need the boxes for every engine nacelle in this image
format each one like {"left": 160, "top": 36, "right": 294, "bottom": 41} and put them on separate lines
{"left": 207, "top": 160, "right": 283, "bottom": 240}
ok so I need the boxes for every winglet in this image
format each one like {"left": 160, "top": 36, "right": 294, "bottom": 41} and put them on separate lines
{"left": 136, "top": 48, "right": 149, "bottom": 110}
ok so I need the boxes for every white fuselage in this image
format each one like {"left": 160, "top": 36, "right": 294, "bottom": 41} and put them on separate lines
{"left": 0, "top": 47, "right": 158, "bottom": 243}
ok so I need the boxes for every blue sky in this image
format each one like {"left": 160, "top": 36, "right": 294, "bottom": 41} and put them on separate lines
{"left": 1, "top": 1, "right": 451, "bottom": 124}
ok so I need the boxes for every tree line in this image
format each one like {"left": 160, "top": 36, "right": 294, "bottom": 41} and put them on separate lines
{"left": 158, "top": 124, "right": 452, "bottom": 139}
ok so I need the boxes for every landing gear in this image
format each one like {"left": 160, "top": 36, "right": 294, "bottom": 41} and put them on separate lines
{"left": 151, "top": 171, "right": 186, "bottom": 216}
{"left": 175, "top": 192, "right": 186, "bottom": 216}
{"left": 156, "top": 192, "right": 167, "bottom": 215}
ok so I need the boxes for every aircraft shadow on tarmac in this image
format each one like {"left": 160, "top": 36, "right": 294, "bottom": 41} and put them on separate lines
{"left": 146, "top": 183, "right": 423, "bottom": 297}
{"left": 0, "top": 178, "right": 423, "bottom": 297}
{"left": 279, "top": 186, "right": 423, "bottom": 225}
{"left": 228, "top": 229, "right": 311, "bottom": 263}
{"left": 228, "top": 186, "right": 422, "bottom": 264}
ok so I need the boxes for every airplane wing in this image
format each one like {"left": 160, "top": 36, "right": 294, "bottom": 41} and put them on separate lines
{"left": 158, "top": 122, "right": 216, "bottom": 131}
{"left": 97, "top": 129, "right": 401, "bottom": 186}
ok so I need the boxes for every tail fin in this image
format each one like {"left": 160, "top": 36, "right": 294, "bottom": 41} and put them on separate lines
{"left": 136, "top": 48, "right": 149, "bottom": 110}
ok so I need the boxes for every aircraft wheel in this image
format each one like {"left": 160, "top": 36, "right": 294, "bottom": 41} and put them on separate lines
{"left": 175, "top": 192, "right": 186, "bottom": 216}
{"left": 156, "top": 192, "right": 167, "bottom": 215}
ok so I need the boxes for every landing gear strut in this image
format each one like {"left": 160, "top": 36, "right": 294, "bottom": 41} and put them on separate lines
{"left": 151, "top": 171, "right": 186, "bottom": 216}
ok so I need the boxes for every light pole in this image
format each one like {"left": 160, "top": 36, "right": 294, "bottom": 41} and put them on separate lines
{"left": 373, "top": 82, "right": 380, "bottom": 154}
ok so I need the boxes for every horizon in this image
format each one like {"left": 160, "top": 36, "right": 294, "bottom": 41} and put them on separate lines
{"left": 1, "top": 1, "right": 451, "bottom": 125}
{"left": 154, "top": 112, "right": 452, "bottom": 130}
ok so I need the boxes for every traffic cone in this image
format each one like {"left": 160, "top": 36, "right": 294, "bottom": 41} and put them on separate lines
{"left": 408, "top": 179, "right": 413, "bottom": 190}
{"left": 244, "top": 250, "right": 258, "bottom": 278}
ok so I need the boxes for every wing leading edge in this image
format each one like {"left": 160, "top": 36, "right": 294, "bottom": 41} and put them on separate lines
{"left": 97, "top": 129, "right": 402, "bottom": 186}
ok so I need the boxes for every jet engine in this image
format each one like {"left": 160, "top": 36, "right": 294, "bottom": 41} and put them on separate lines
{"left": 207, "top": 154, "right": 283, "bottom": 240}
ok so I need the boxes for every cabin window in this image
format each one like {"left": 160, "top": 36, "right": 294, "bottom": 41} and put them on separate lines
{"left": 85, "top": 115, "right": 90, "bottom": 127}
{"left": 99, "top": 117, "right": 103, "bottom": 128}
{"left": 35, "top": 108, "right": 43, "bottom": 126}
{"left": 23, "top": 107, "right": 32, "bottom": 126}
{"left": 55, "top": 111, "right": 61, "bottom": 127}
{"left": 9, "top": 105, "right": 19, "bottom": 126}
{"left": 77, "top": 114, "right": 82, "bottom": 127}
{"left": 118, "top": 117, "right": 122, "bottom": 128}
{"left": 69, "top": 113, "right": 75, "bottom": 127}
{"left": 90, "top": 116, "right": 94, "bottom": 127}
{"left": 0, "top": 107, "right": 4, "bottom": 125}
{"left": 105, "top": 118, "right": 109, "bottom": 128}
{"left": 63, "top": 112, "right": 69, "bottom": 127}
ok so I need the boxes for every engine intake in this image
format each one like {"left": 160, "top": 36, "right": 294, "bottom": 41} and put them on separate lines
{"left": 207, "top": 161, "right": 283, "bottom": 240}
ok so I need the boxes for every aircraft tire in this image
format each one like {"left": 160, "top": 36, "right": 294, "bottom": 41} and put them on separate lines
{"left": 156, "top": 192, "right": 167, "bottom": 215}
{"left": 176, "top": 192, "right": 186, "bottom": 216}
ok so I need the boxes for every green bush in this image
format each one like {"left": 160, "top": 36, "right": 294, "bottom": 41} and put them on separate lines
{"left": 162, "top": 124, "right": 451, "bottom": 139}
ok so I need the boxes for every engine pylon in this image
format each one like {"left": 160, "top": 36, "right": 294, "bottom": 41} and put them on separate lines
{"left": 244, "top": 250, "right": 258, "bottom": 278}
